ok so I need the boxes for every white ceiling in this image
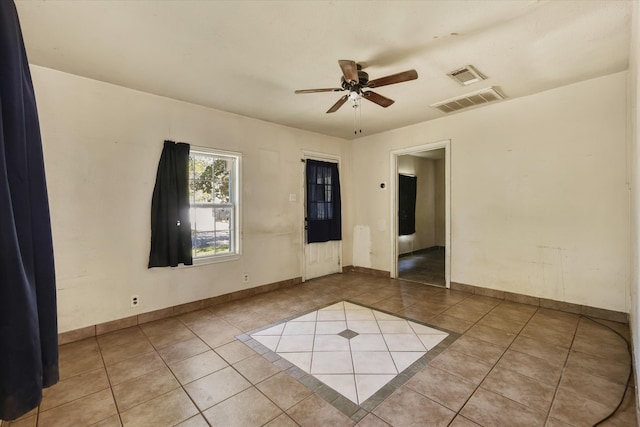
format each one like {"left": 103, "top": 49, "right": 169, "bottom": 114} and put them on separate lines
{"left": 15, "top": 0, "right": 631, "bottom": 140}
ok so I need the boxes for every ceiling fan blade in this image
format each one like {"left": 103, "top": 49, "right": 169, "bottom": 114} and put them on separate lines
{"left": 363, "top": 91, "right": 395, "bottom": 108}
{"left": 326, "top": 94, "right": 349, "bottom": 113}
{"left": 366, "top": 69, "right": 418, "bottom": 88}
{"left": 295, "top": 88, "right": 343, "bottom": 94}
{"left": 338, "top": 59, "right": 359, "bottom": 84}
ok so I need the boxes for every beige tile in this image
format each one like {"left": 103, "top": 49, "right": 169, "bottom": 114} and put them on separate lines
{"left": 480, "top": 367, "right": 555, "bottom": 412}
{"left": 354, "top": 414, "right": 392, "bottom": 426}
{"left": 428, "top": 314, "right": 474, "bottom": 334}
{"left": 58, "top": 325, "right": 96, "bottom": 345}
{"left": 3, "top": 415, "right": 37, "bottom": 427}
{"left": 519, "top": 323, "right": 574, "bottom": 348}
{"left": 488, "top": 302, "right": 537, "bottom": 322}
{"left": 184, "top": 366, "right": 251, "bottom": 411}
{"left": 373, "top": 387, "right": 455, "bottom": 427}
{"left": 495, "top": 349, "right": 563, "bottom": 386}
{"left": 90, "top": 414, "right": 122, "bottom": 426}
{"left": 429, "top": 349, "right": 493, "bottom": 385}
{"left": 233, "top": 354, "right": 281, "bottom": 384}
{"left": 463, "top": 324, "right": 516, "bottom": 349}
{"left": 215, "top": 340, "right": 258, "bottom": 364}
{"left": 96, "top": 327, "right": 146, "bottom": 349}
{"left": 264, "top": 413, "right": 300, "bottom": 427}
{"left": 287, "top": 394, "right": 355, "bottom": 427}
{"left": 192, "top": 318, "right": 244, "bottom": 349}
{"left": 112, "top": 366, "right": 180, "bottom": 412}
{"left": 120, "top": 388, "right": 198, "bottom": 426}
{"left": 38, "top": 389, "right": 117, "bottom": 427}
{"left": 549, "top": 387, "right": 612, "bottom": 426}
{"left": 440, "top": 304, "right": 487, "bottom": 323}
{"left": 169, "top": 350, "right": 228, "bottom": 384}
{"left": 558, "top": 368, "right": 626, "bottom": 408}
{"left": 449, "top": 416, "right": 482, "bottom": 427}
{"left": 157, "top": 337, "right": 209, "bottom": 365}
{"left": 100, "top": 339, "right": 156, "bottom": 366}
{"left": 565, "top": 350, "right": 630, "bottom": 385}
{"left": 509, "top": 335, "right": 569, "bottom": 366}
{"left": 575, "top": 318, "right": 629, "bottom": 348}
{"left": 58, "top": 338, "right": 104, "bottom": 380}
{"left": 571, "top": 335, "right": 630, "bottom": 364}
{"left": 446, "top": 335, "right": 505, "bottom": 364}
{"left": 105, "top": 351, "right": 165, "bottom": 386}
{"left": 96, "top": 316, "right": 138, "bottom": 336}
{"left": 174, "top": 414, "right": 209, "bottom": 427}
{"left": 202, "top": 387, "right": 282, "bottom": 426}
{"left": 41, "top": 368, "right": 110, "bottom": 411}
{"left": 460, "top": 388, "right": 546, "bottom": 427}
{"left": 475, "top": 313, "right": 526, "bottom": 334}
{"left": 137, "top": 307, "right": 175, "bottom": 324}
{"left": 405, "top": 365, "right": 476, "bottom": 411}
{"left": 256, "top": 372, "right": 313, "bottom": 411}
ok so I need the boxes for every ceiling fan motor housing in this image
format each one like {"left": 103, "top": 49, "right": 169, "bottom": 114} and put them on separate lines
{"left": 340, "top": 68, "right": 369, "bottom": 93}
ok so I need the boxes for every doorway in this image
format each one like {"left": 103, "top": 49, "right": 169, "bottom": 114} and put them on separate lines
{"left": 391, "top": 141, "right": 450, "bottom": 288}
{"left": 302, "top": 151, "right": 343, "bottom": 281}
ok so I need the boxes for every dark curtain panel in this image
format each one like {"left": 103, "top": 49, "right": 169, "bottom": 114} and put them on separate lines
{"left": 398, "top": 174, "right": 417, "bottom": 236}
{"left": 306, "top": 159, "right": 342, "bottom": 243}
{"left": 148, "top": 141, "right": 193, "bottom": 267}
{"left": 0, "top": 1, "right": 59, "bottom": 420}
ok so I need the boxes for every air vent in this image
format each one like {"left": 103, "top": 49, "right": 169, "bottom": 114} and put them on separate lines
{"left": 447, "top": 65, "right": 485, "bottom": 86}
{"left": 431, "top": 87, "right": 504, "bottom": 114}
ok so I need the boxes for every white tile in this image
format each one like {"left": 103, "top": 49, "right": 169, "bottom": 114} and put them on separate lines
{"left": 378, "top": 320, "right": 414, "bottom": 334}
{"left": 349, "top": 334, "right": 388, "bottom": 352}
{"left": 279, "top": 352, "right": 312, "bottom": 373}
{"left": 347, "top": 320, "right": 381, "bottom": 334}
{"left": 317, "top": 310, "right": 346, "bottom": 321}
{"left": 408, "top": 321, "right": 444, "bottom": 335}
{"left": 355, "top": 375, "right": 396, "bottom": 404}
{"left": 315, "top": 321, "right": 347, "bottom": 335}
{"left": 373, "top": 311, "right": 401, "bottom": 321}
{"left": 418, "top": 334, "right": 448, "bottom": 350}
{"left": 314, "top": 335, "right": 350, "bottom": 352}
{"left": 253, "top": 323, "right": 285, "bottom": 336}
{"left": 390, "top": 351, "right": 425, "bottom": 372}
{"left": 314, "top": 374, "right": 358, "bottom": 404}
{"left": 276, "top": 335, "right": 314, "bottom": 352}
{"left": 352, "top": 352, "right": 397, "bottom": 374}
{"left": 321, "top": 302, "right": 344, "bottom": 311}
{"left": 292, "top": 311, "right": 317, "bottom": 322}
{"left": 282, "top": 321, "right": 316, "bottom": 335}
{"left": 252, "top": 335, "right": 280, "bottom": 351}
{"left": 311, "top": 351, "right": 353, "bottom": 374}
{"left": 344, "top": 302, "right": 368, "bottom": 311}
{"left": 383, "top": 334, "right": 426, "bottom": 351}
{"left": 345, "top": 310, "right": 376, "bottom": 321}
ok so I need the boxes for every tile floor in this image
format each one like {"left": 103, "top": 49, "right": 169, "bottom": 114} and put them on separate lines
{"left": 398, "top": 247, "right": 445, "bottom": 286}
{"left": 3, "top": 272, "right": 636, "bottom": 426}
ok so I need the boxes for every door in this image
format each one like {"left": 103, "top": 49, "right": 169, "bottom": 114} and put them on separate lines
{"left": 303, "top": 155, "right": 342, "bottom": 280}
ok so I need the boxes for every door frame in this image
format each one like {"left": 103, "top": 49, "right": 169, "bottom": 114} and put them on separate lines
{"left": 389, "top": 140, "right": 451, "bottom": 288}
{"left": 301, "top": 150, "right": 343, "bottom": 282}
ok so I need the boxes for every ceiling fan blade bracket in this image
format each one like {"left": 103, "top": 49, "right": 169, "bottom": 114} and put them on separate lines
{"left": 338, "top": 60, "right": 359, "bottom": 84}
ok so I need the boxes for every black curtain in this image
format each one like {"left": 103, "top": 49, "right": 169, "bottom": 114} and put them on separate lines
{"left": 0, "top": 1, "right": 59, "bottom": 421}
{"left": 398, "top": 174, "right": 417, "bottom": 236}
{"left": 148, "top": 141, "right": 193, "bottom": 267}
{"left": 306, "top": 159, "right": 341, "bottom": 243}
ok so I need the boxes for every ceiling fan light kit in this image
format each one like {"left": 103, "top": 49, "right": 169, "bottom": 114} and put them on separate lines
{"left": 294, "top": 59, "right": 418, "bottom": 114}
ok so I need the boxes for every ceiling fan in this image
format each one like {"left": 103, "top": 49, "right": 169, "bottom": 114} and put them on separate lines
{"left": 295, "top": 60, "right": 418, "bottom": 113}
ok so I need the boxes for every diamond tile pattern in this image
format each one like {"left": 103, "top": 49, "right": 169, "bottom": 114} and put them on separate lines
{"left": 251, "top": 301, "right": 448, "bottom": 404}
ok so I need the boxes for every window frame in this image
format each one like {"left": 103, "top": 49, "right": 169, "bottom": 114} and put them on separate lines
{"left": 188, "top": 146, "right": 242, "bottom": 264}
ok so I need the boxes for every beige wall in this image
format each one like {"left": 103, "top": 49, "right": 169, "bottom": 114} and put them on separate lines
{"left": 32, "top": 65, "right": 352, "bottom": 332}
{"left": 398, "top": 155, "right": 435, "bottom": 254}
{"left": 351, "top": 72, "right": 629, "bottom": 312}
{"left": 434, "top": 158, "right": 446, "bottom": 247}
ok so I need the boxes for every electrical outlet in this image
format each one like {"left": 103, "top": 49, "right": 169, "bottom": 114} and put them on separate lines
{"left": 131, "top": 295, "right": 140, "bottom": 307}
{"left": 242, "top": 273, "right": 249, "bottom": 283}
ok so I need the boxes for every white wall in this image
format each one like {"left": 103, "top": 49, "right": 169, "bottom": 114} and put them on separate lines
{"left": 352, "top": 72, "right": 629, "bottom": 312}
{"left": 434, "top": 158, "right": 446, "bottom": 247}
{"left": 32, "top": 66, "right": 352, "bottom": 332}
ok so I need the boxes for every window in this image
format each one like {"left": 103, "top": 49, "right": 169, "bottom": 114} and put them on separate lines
{"left": 188, "top": 148, "right": 241, "bottom": 259}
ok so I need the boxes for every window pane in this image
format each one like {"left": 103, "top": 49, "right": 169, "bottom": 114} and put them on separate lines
{"left": 193, "top": 231, "right": 215, "bottom": 257}
{"left": 213, "top": 159, "right": 231, "bottom": 203}
{"left": 215, "top": 230, "right": 231, "bottom": 254}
